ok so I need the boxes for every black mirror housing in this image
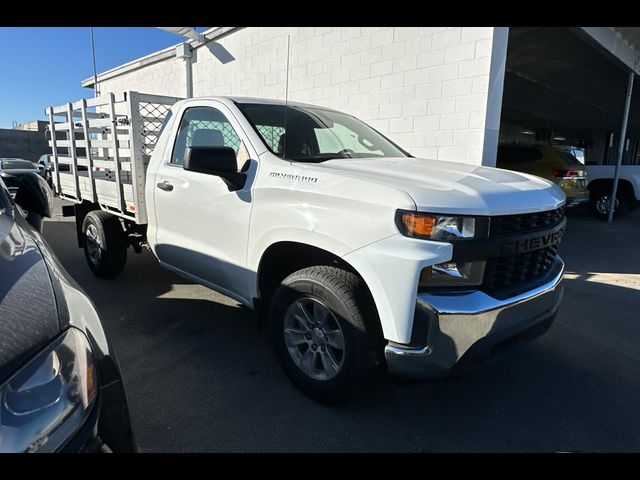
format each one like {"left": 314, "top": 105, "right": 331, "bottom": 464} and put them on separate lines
{"left": 14, "top": 172, "right": 53, "bottom": 231}
{"left": 184, "top": 146, "right": 246, "bottom": 191}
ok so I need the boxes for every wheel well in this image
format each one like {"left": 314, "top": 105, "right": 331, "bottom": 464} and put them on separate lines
{"left": 588, "top": 178, "right": 635, "bottom": 201}
{"left": 257, "top": 242, "right": 358, "bottom": 304}
{"left": 256, "top": 241, "right": 384, "bottom": 341}
{"left": 73, "top": 202, "right": 144, "bottom": 251}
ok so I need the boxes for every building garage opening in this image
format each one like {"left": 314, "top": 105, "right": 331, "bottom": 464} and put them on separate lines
{"left": 499, "top": 26, "right": 640, "bottom": 168}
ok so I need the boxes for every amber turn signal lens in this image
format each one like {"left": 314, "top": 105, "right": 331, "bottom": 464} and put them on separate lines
{"left": 400, "top": 212, "right": 436, "bottom": 237}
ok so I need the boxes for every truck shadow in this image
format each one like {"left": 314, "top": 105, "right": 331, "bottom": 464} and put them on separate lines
{"left": 42, "top": 217, "right": 640, "bottom": 452}
{"left": 122, "top": 273, "right": 640, "bottom": 452}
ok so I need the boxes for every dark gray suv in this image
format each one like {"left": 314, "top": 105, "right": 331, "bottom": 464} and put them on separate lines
{"left": 0, "top": 173, "right": 135, "bottom": 452}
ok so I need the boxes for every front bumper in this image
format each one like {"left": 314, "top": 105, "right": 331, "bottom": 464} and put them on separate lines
{"left": 385, "top": 258, "right": 564, "bottom": 379}
{"left": 565, "top": 192, "right": 589, "bottom": 207}
{"left": 59, "top": 375, "right": 135, "bottom": 452}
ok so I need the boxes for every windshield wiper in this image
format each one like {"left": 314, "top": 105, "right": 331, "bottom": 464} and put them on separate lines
{"left": 288, "top": 155, "right": 341, "bottom": 163}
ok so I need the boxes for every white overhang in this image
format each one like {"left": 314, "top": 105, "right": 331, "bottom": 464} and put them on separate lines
{"left": 580, "top": 27, "right": 640, "bottom": 74}
{"left": 81, "top": 26, "right": 240, "bottom": 89}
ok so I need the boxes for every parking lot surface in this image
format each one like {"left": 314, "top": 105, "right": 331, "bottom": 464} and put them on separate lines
{"left": 43, "top": 199, "right": 640, "bottom": 452}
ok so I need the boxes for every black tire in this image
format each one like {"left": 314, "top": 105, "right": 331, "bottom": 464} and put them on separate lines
{"left": 589, "top": 185, "right": 631, "bottom": 220}
{"left": 82, "top": 210, "right": 127, "bottom": 278}
{"left": 270, "top": 266, "right": 382, "bottom": 403}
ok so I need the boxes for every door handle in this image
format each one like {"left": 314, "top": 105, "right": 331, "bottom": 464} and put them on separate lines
{"left": 157, "top": 181, "right": 174, "bottom": 192}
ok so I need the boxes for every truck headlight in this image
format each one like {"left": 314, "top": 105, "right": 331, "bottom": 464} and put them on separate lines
{"left": 0, "top": 328, "right": 97, "bottom": 453}
{"left": 395, "top": 210, "right": 489, "bottom": 241}
{"left": 419, "top": 260, "right": 485, "bottom": 287}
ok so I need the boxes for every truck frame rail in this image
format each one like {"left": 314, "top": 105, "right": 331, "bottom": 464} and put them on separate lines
{"left": 46, "top": 91, "right": 182, "bottom": 224}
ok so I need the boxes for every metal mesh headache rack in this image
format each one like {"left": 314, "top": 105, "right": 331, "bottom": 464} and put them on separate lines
{"left": 46, "top": 91, "right": 182, "bottom": 224}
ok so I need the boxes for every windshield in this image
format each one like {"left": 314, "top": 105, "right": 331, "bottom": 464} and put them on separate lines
{"left": 236, "top": 103, "right": 408, "bottom": 162}
{"left": 0, "top": 159, "right": 35, "bottom": 170}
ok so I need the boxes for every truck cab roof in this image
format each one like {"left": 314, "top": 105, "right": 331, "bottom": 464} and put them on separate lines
{"left": 179, "top": 95, "right": 341, "bottom": 113}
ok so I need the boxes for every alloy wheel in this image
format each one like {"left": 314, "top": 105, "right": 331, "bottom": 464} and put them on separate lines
{"left": 85, "top": 224, "right": 102, "bottom": 266}
{"left": 283, "top": 297, "right": 345, "bottom": 381}
{"left": 596, "top": 195, "right": 619, "bottom": 215}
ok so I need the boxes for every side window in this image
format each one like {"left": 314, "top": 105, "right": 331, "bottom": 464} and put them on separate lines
{"left": 171, "top": 106, "right": 241, "bottom": 166}
{"left": 255, "top": 125, "right": 286, "bottom": 152}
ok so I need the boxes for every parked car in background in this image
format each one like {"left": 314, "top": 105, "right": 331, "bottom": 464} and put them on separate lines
{"left": 36, "top": 154, "right": 55, "bottom": 187}
{"left": 36, "top": 154, "right": 53, "bottom": 171}
{"left": 0, "top": 158, "right": 44, "bottom": 195}
{"left": 586, "top": 164, "right": 640, "bottom": 219}
{"left": 36, "top": 154, "right": 85, "bottom": 189}
{"left": 496, "top": 144, "right": 589, "bottom": 207}
{"left": 0, "top": 173, "right": 136, "bottom": 452}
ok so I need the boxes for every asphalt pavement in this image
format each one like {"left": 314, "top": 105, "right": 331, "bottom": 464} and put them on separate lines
{"left": 42, "top": 198, "right": 640, "bottom": 452}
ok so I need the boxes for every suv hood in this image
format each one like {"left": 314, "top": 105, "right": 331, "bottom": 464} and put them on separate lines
{"left": 1, "top": 169, "right": 38, "bottom": 174}
{"left": 0, "top": 213, "right": 60, "bottom": 383}
{"left": 303, "top": 157, "right": 566, "bottom": 215}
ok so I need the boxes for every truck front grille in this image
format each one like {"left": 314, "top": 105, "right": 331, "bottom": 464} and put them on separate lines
{"left": 482, "top": 244, "right": 559, "bottom": 296}
{"left": 489, "top": 205, "right": 565, "bottom": 237}
{"left": 481, "top": 206, "right": 565, "bottom": 296}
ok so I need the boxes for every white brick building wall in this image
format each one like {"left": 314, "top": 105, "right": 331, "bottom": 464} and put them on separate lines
{"left": 98, "top": 56, "right": 186, "bottom": 99}
{"left": 93, "top": 27, "right": 508, "bottom": 166}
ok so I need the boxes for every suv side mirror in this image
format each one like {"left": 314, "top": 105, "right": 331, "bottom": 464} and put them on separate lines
{"left": 14, "top": 172, "right": 53, "bottom": 232}
{"left": 184, "top": 146, "right": 246, "bottom": 191}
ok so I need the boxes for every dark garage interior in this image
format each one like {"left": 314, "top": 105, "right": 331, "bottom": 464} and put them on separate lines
{"left": 500, "top": 26, "right": 640, "bottom": 166}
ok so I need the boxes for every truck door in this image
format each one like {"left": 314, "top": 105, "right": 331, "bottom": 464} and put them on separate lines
{"left": 152, "top": 102, "right": 255, "bottom": 303}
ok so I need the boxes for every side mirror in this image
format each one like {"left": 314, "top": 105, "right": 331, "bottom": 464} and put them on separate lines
{"left": 184, "top": 146, "right": 246, "bottom": 191}
{"left": 14, "top": 172, "right": 53, "bottom": 232}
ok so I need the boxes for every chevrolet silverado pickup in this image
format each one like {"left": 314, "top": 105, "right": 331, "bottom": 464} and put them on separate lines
{"left": 46, "top": 92, "right": 566, "bottom": 402}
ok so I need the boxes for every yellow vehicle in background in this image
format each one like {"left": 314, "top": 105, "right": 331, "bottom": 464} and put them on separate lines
{"left": 497, "top": 144, "right": 589, "bottom": 207}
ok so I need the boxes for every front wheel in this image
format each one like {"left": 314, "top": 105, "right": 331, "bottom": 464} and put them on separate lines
{"left": 82, "top": 210, "right": 128, "bottom": 278}
{"left": 270, "top": 266, "right": 382, "bottom": 403}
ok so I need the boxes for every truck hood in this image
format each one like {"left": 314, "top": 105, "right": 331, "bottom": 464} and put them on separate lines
{"left": 302, "top": 157, "right": 566, "bottom": 215}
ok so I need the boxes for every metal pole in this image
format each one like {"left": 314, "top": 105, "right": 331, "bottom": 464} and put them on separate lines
{"left": 282, "top": 34, "right": 290, "bottom": 160}
{"left": 608, "top": 71, "right": 634, "bottom": 222}
{"left": 185, "top": 54, "right": 193, "bottom": 98}
{"left": 90, "top": 27, "right": 99, "bottom": 97}
{"left": 176, "top": 43, "right": 193, "bottom": 98}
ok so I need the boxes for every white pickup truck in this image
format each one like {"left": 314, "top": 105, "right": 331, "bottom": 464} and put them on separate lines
{"left": 47, "top": 92, "right": 566, "bottom": 402}
{"left": 586, "top": 164, "right": 640, "bottom": 219}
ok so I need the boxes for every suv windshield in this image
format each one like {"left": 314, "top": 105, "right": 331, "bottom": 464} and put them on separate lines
{"left": 0, "top": 159, "right": 34, "bottom": 170}
{"left": 237, "top": 102, "right": 408, "bottom": 162}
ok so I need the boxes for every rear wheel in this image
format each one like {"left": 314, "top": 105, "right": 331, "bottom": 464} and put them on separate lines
{"left": 82, "top": 211, "right": 127, "bottom": 278}
{"left": 270, "top": 266, "right": 382, "bottom": 403}
{"left": 590, "top": 186, "right": 630, "bottom": 220}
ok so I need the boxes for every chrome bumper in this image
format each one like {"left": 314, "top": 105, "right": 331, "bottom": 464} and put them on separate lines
{"left": 566, "top": 192, "right": 589, "bottom": 207}
{"left": 385, "top": 259, "right": 565, "bottom": 379}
